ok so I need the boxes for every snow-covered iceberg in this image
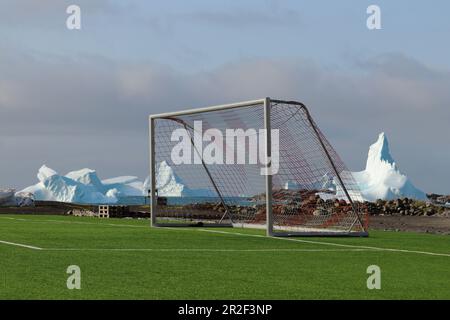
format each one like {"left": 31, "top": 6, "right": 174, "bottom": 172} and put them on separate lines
{"left": 102, "top": 176, "right": 144, "bottom": 198}
{"left": 21, "top": 165, "right": 119, "bottom": 204}
{"left": 21, "top": 165, "right": 146, "bottom": 204}
{"left": 352, "top": 132, "right": 426, "bottom": 201}
{"left": 143, "top": 161, "right": 214, "bottom": 197}
{"left": 20, "top": 161, "right": 212, "bottom": 204}
{"left": 286, "top": 132, "right": 427, "bottom": 202}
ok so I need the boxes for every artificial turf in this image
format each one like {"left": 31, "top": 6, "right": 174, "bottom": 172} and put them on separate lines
{"left": 0, "top": 214, "right": 449, "bottom": 299}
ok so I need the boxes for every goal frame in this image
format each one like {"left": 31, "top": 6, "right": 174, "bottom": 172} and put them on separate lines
{"left": 149, "top": 97, "right": 368, "bottom": 237}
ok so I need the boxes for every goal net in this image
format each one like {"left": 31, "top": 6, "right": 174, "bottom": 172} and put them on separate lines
{"left": 149, "top": 98, "right": 368, "bottom": 237}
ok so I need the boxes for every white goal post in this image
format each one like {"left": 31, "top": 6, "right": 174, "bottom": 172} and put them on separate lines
{"left": 149, "top": 98, "right": 368, "bottom": 237}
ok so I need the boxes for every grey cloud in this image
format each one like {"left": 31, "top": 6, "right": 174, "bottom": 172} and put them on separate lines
{"left": 182, "top": 7, "right": 302, "bottom": 29}
{"left": 0, "top": 1, "right": 300, "bottom": 39}
{"left": 356, "top": 53, "right": 447, "bottom": 80}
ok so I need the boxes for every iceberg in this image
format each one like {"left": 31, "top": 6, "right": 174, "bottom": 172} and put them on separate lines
{"left": 66, "top": 168, "right": 106, "bottom": 193}
{"left": 21, "top": 165, "right": 117, "bottom": 204}
{"left": 286, "top": 132, "right": 427, "bottom": 202}
{"left": 102, "top": 176, "right": 144, "bottom": 197}
{"left": 352, "top": 132, "right": 427, "bottom": 201}
{"left": 20, "top": 161, "right": 213, "bottom": 204}
{"left": 142, "top": 161, "right": 214, "bottom": 197}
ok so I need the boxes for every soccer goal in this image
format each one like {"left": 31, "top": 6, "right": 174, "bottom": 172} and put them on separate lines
{"left": 149, "top": 98, "right": 368, "bottom": 237}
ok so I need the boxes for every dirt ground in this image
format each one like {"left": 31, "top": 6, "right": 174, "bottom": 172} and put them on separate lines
{"left": 369, "top": 215, "right": 450, "bottom": 235}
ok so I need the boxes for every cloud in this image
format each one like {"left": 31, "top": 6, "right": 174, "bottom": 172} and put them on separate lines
{"left": 0, "top": 49, "right": 449, "bottom": 193}
{"left": 182, "top": 7, "right": 303, "bottom": 29}
{"left": 356, "top": 53, "right": 446, "bottom": 80}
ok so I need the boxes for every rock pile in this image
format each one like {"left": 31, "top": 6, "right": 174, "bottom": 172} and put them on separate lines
{"left": 159, "top": 190, "right": 360, "bottom": 224}
{"left": 155, "top": 190, "right": 450, "bottom": 223}
{"left": 364, "top": 198, "right": 449, "bottom": 217}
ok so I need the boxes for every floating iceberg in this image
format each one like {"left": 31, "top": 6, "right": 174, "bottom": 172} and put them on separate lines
{"left": 21, "top": 165, "right": 118, "bottom": 204}
{"left": 20, "top": 161, "right": 212, "bottom": 204}
{"left": 285, "top": 132, "right": 427, "bottom": 202}
{"left": 352, "top": 132, "right": 427, "bottom": 201}
{"left": 143, "top": 161, "right": 214, "bottom": 197}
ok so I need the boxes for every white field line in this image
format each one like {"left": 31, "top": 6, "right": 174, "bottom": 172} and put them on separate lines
{"left": 0, "top": 220, "right": 374, "bottom": 253}
{"left": 195, "top": 229, "right": 450, "bottom": 258}
{"left": 42, "top": 219, "right": 147, "bottom": 228}
{"left": 2, "top": 216, "right": 449, "bottom": 257}
{"left": 42, "top": 248, "right": 372, "bottom": 252}
{"left": 1, "top": 216, "right": 28, "bottom": 221}
{"left": 0, "top": 216, "right": 146, "bottom": 228}
{"left": 0, "top": 239, "right": 42, "bottom": 250}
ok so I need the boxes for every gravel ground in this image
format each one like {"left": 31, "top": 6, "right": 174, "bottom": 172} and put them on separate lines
{"left": 369, "top": 215, "right": 450, "bottom": 235}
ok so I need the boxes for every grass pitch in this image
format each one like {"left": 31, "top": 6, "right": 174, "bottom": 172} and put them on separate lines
{"left": 0, "top": 214, "right": 449, "bottom": 299}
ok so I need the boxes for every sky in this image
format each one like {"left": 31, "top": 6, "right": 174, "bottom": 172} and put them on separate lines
{"left": 0, "top": 0, "right": 449, "bottom": 194}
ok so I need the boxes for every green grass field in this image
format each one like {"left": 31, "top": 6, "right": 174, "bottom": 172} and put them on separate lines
{"left": 0, "top": 214, "right": 449, "bottom": 299}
